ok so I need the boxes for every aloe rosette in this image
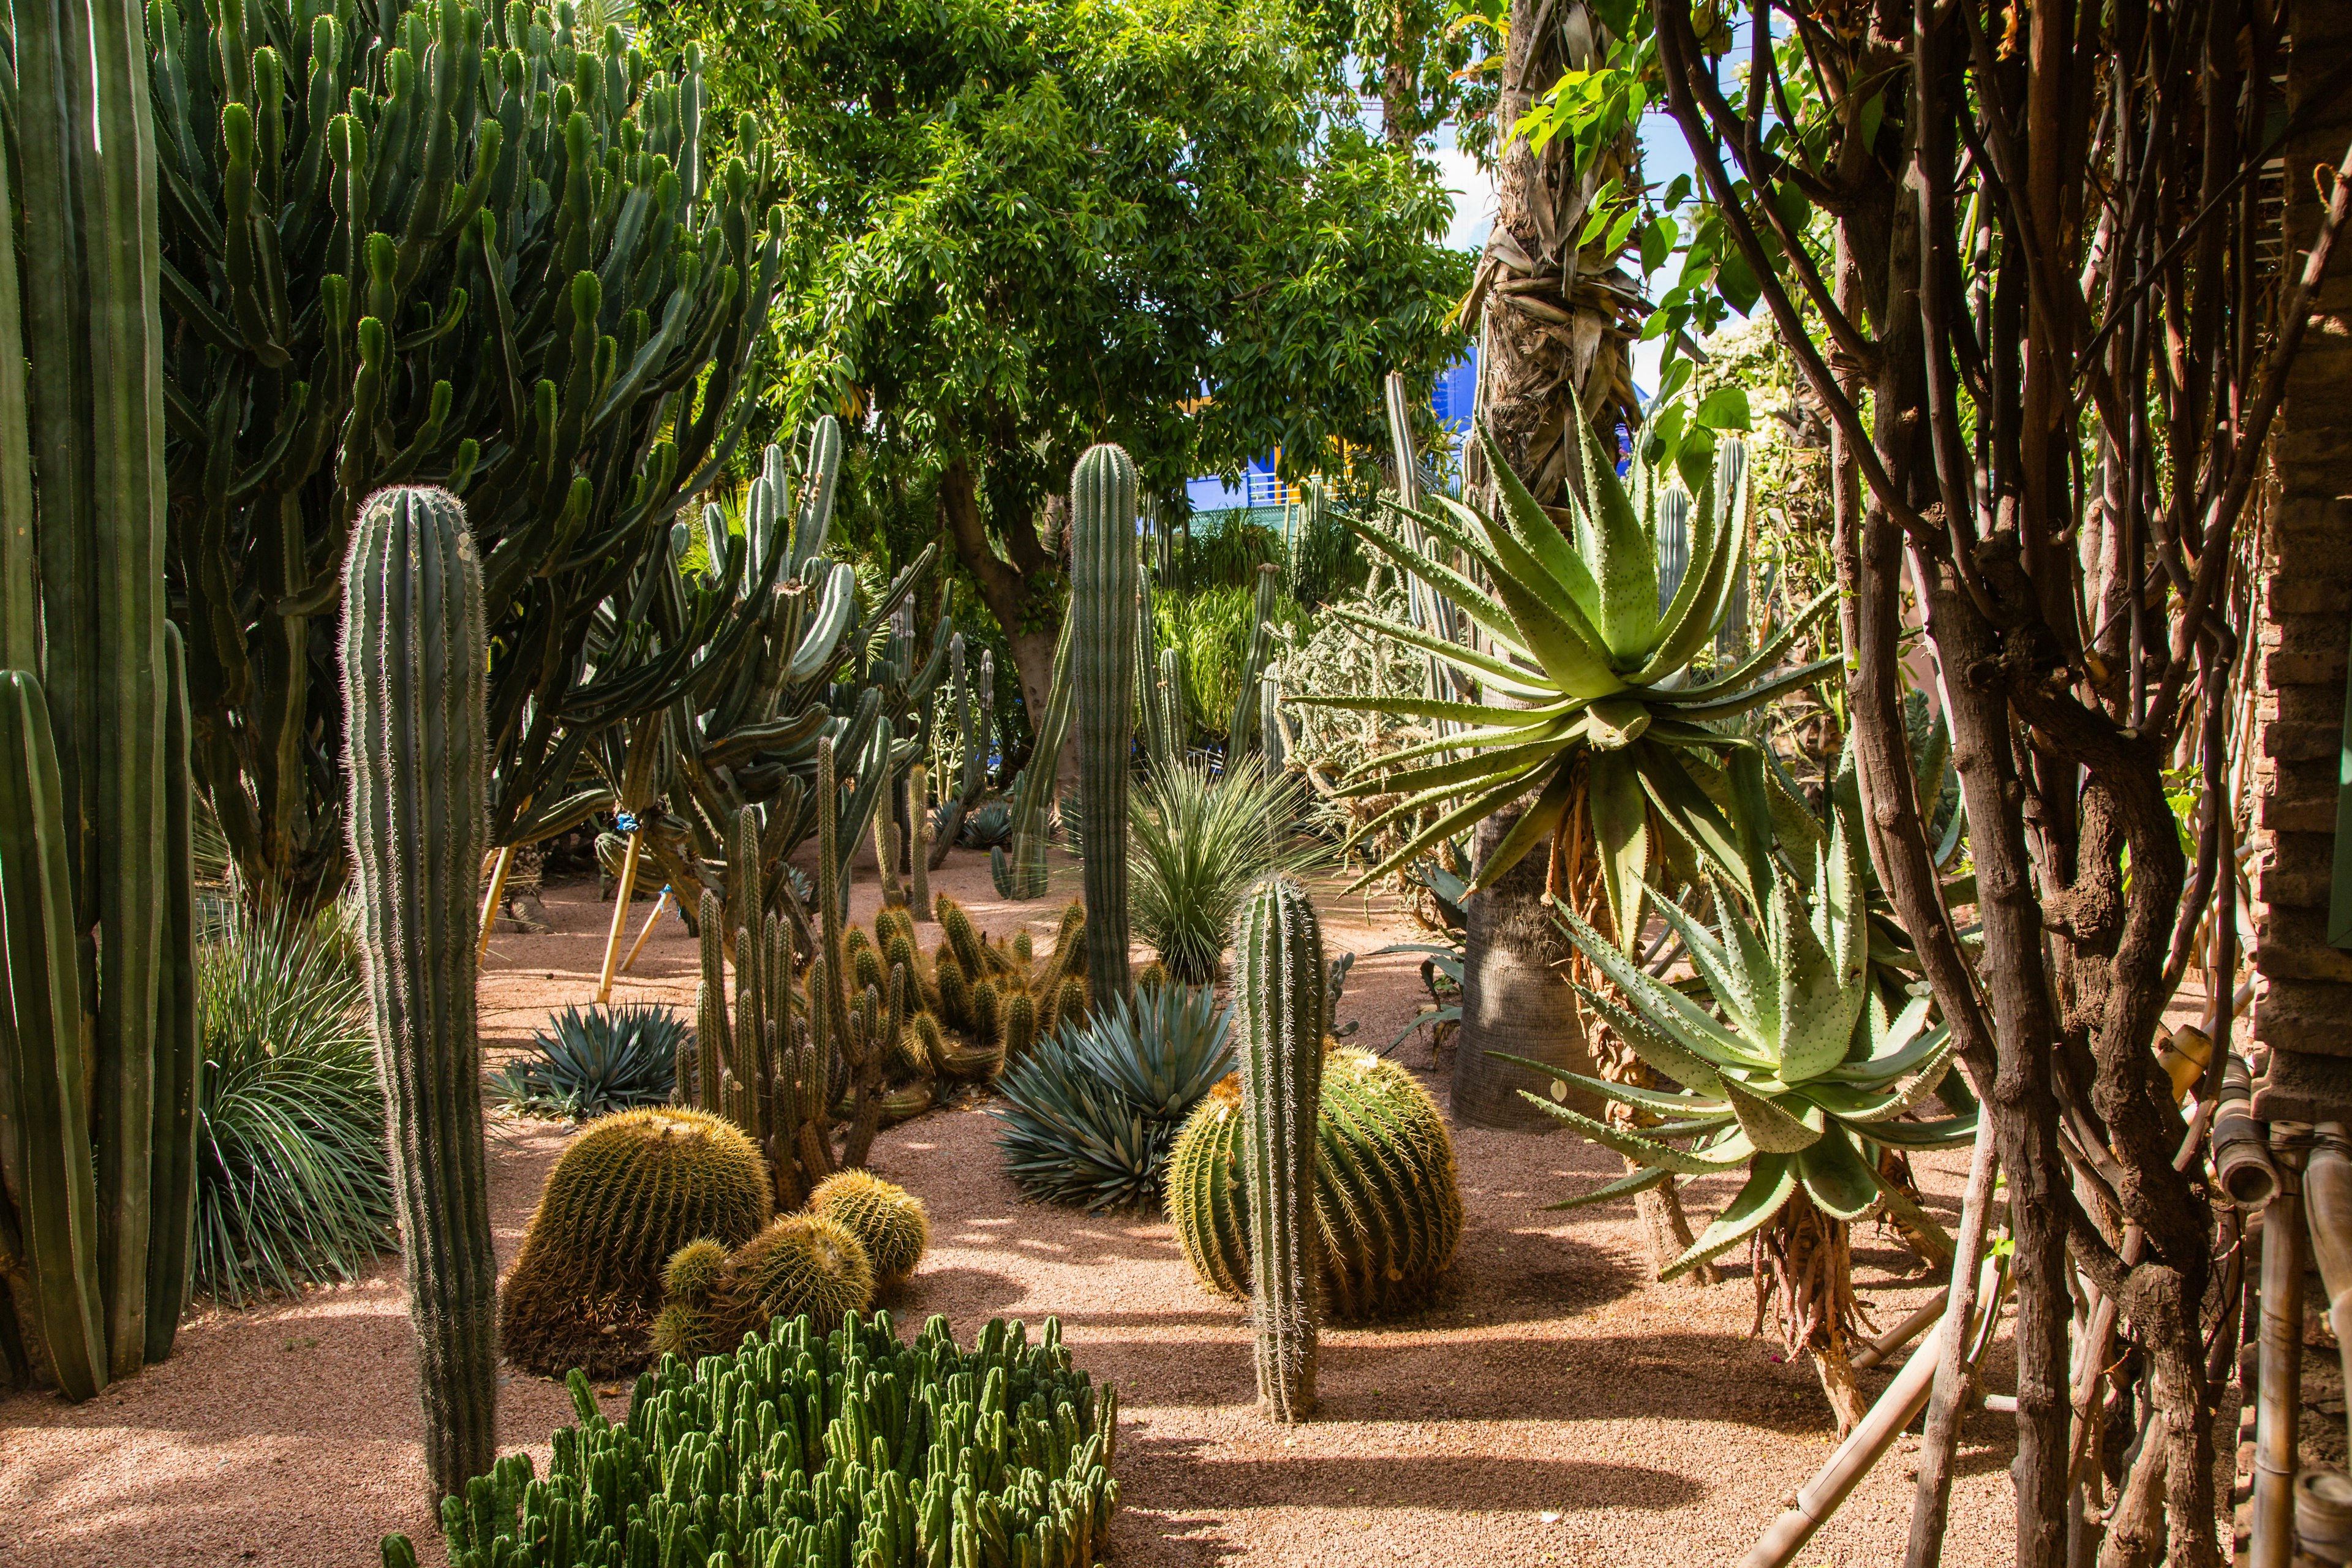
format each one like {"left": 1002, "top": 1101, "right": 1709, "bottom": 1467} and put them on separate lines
{"left": 1300, "top": 418, "right": 1837, "bottom": 942}
{"left": 1502, "top": 800, "right": 1972, "bottom": 1280}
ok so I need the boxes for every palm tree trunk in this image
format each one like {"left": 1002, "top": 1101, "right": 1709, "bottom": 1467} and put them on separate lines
{"left": 1452, "top": 0, "right": 1643, "bottom": 1129}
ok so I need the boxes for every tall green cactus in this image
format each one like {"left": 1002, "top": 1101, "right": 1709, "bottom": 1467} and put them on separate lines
{"left": 341, "top": 488, "right": 499, "bottom": 1502}
{"left": 0, "top": 0, "right": 201, "bottom": 1397}
{"left": 1068, "top": 443, "right": 1137, "bottom": 1006}
{"left": 1224, "top": 564, "right": 1281, "bottom": 759}
{"left": 1231, "top": 875, "right": 1325, "bottom": 1422}
{"left": 154, "top": 0, "right": 791, "bottom": 914}
{"left": 992, "top": 615, "right": 1074, "bottom": 900}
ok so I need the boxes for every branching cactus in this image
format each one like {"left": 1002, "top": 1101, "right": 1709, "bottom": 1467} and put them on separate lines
{"left": 341, "top": 487, "right": 499, "bottom": 1502}
{"left": 1069, "top": 443, "right": 1138, "bottom": 1008}
{"left": 1231, "top": 875, "right": 1326, "bottom": 1422}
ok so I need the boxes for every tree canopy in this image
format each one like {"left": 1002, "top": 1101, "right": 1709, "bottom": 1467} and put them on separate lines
{"left": 650, "top": 0, "right": 1471, "bottom": 710}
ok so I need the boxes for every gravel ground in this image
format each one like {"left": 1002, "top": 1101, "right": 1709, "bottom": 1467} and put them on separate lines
{"left": 0, "top": 848, "right": 2022, "bottom": 1566}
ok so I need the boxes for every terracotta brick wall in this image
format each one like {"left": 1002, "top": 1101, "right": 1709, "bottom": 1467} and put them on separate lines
{"left": 2252, "top": 4, "right": 2352, "bottom": 1119}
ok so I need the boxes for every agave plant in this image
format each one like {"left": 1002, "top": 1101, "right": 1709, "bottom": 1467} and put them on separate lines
{"left": 489, "top": 1004, "right": 687, "bottom": 1120}
{"left": 1300, "top": 420, "right": 1838, "bottom": 942}
{"left": 957, "top": 798, "right": 1016, "bottom": 850}
{"left": 1499, "top": 797, "right": 1971, "bottom": 1430}
{"left": 993, "top": 986, "right": 1235, "bottom": 1210}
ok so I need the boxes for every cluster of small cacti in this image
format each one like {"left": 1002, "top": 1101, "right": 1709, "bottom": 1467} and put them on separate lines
{"left": 929, "top": 894, "right": 1091, "bottom": 1066}
{"left": 499, "top": 1107, "right": 774, "bottom": 1378}
{"left": 1167, "top": 1044, "right": 1464, "bottom": 1323}
{"left": 649, "top": 1170, "right": 929, "bottom": 1360}
{"left": 382, "top": 1312, "right": 1118, "bottom": 1568}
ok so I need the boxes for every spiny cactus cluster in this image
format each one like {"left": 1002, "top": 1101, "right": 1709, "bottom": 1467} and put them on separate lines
{"left": 382, "top": 1312, "right": 1119, "bottom": 1568}
{"left": 930, "top": 894, "right": 1090, "bottom": 1068}
{"left": 498, "top": 1107, "right": 774, "bottom": 1378}
{"left": 1168, "top": 1046, "right": 1464, "bottom": 1321}
{"left": 650, "top": 1170, "right": 930, "bottom": 1362}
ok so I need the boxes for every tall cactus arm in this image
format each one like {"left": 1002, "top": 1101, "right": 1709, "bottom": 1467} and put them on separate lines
{"left": 0, "top": 674, "right": 109, "bottom": 1401}
{"left": 339, "top": 487, "right": 499, "bottom": 1504}
{"left": 1233, "top": 875, "right": 1325, "bottom": 1422}
{"left": 143, "top": 625, "right": 202, "bottom": 1363}
{"left": 1069, "top": 443, "right": 1138, "bottom": 1006}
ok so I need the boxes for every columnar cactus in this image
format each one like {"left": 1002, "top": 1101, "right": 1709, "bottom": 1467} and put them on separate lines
{"left": 908, "top": 762, "right": 932, "bottom": 913}
{"left": 1225, "top": 564, "right": 1281, "bottom": 757}
{"left": 341, "top": 487, "right": 499, "bottom": 1501}
{"left": 1069, "top": 443, "right": 1139, "bottom": 1008}
{"left": 1231, "top": 875, "right": 1325, "bottom": 1422}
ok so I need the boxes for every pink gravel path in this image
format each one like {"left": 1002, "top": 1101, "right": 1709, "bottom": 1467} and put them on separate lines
{"left": 0, "top": 849, "right": 2022, "bottom": 1566}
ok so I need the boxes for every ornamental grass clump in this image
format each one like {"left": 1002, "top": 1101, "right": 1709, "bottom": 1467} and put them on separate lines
{"left": 1125, "top": 756, "right": 1329, "bottom": 984}
{"left": 1501, "top": 794, "right": 1971, "bottom": 1431}
{"left": 993, "top": 986, "right": 1234, "bottom": 1212}
{"left": 381, "top": 1311, "right": 1119, "bottom": 1568}
{"left": 191, "top": 912, "right": 393, "bottom": 1305}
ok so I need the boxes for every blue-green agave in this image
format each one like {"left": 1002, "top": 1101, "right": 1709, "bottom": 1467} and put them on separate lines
{"left": 1501, "top": 799, "right": 1973, "bottom": 1281}
{"left": 1298, "top": 420, "right": 1836, "bottom": 942}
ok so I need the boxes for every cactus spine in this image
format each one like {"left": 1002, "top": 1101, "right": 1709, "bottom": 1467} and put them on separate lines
{"left": 1069, "top": 444, "right": 1138, "bottom": 1009}
{"left": 0, "top": 0, "right": 200, "bottom": 1395}
{"left": 1232, "top": 875, "right": 1325, "bottom": 1422}
{"left": 341, "top": 488, "right": 499, "bottom": 1501}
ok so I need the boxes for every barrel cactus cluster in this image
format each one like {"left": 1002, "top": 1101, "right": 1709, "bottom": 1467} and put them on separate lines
{"left": 498, "top": 1107, "right": 774, "bottom": 1378}
{"left": 382, "top": 1311, "right": 1117, "bottom": 1568}
{"left": 929, "top": 894, "right": 1091, "bottom": 1069}
{"left": 1168, "top": 1044, "right": 1464, "bottom": 1321}
{"left": 648, "top": 1170, "right": 930, "bottom": 1361}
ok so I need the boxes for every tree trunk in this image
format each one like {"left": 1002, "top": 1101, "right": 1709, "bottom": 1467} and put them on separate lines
{"left": 938, "top": 454, "right": 1072, "bottom": 787}
{"left": 1452, "top": 802, "right": 1596, "bottom": 1129}
{"left": 1454, "top": 0, "right": 1640, "bottom": 1126}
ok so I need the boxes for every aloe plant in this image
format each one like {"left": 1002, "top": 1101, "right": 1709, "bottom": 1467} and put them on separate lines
{"left": 1303, "top": 420, "right": 1838, "bottom": 943}
{"left": 1500, "top": 796, "right": 1971, "bottom": 1428}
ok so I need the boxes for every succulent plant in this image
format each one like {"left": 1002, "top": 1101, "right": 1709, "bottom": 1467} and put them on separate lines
{"left": 994, "top": 986, "right": 1234, "bottom": 1212}
{"left": 1069, "top": 443, "right": 1139, "bottom": 1006}
{"left": 153, "top": 0, "right": 794, "bottom": 910}
{"left": 806, "top": 1170, "right": 930, "bottom": 1291}
{"left": 498, "top": 1107, "right": 772, "bottom": 1378}
{"left": 0, "top": 0, "right": 200, "bottom": 1398}
{"left": 722, "top": 1215, "right": 874, "bottom": 1340}
{"left": 488, "top": 1003, "right": 685, "bottom": 1119}
{"left": 1506, "top": 812, "right": 1970, "bottom": 1275}
{"left": 382, "top": 1312, "right": 1120, "bottom": 1568}
{"left": 1168, "top": 1046, "right": 1463, "bottom": 1321}
{"left": 1304, "top": 423, "right": 1837, "bottom": 938}
{"left": 992, "top": 615, "right": 1075, "bottom": 900}
{"left": 957, "top": 797, "right": 1015, "bottom": 850}
{"left": 341, "top": 488, "right": 500, "bottom": 1494}
{"left": 1227, "top": 875, "right": 1325, "bottom": 1421}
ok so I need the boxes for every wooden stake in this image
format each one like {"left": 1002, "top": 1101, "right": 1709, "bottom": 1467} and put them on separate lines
{"left": 476, "top": 843, "right": 516, "bottom": 965}
{"left": 620, "top": 886, "right": 670, "bottom": 976}
{"left": 594, "top": 831, "right": 643, "bottom": 1003}
{"left": 1904, "top": 1113, "right": 2001, "bottom": 1567}
{"left": 2251, "top": 1130, "right": 2310, "bottom": 1568}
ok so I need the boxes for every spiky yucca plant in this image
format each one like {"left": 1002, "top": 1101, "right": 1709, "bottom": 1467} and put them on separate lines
{"left": 1501, "top": 798, "right": 1970, "bottom": 1431}
{"left": 1126, "top": 757, "right": 1330, "bottom": 984}
{"left": 1304, "top": 421, "right": 1836, "bottom": 937}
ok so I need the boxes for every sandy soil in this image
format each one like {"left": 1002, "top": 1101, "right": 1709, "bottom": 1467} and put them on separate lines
{"left": 0, "top": 848, "right": 2024, "bottom": 1567}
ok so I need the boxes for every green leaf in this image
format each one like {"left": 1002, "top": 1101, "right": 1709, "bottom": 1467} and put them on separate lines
{"left": 1343, "top": 760, "right": 1553, "bottom": 893}
{"left": 1630, "top": 437, "right": 1748, "bottom": 682}
{"left": 1858, "top": 1110, "right": 1980, "bottom": 1149}
{"left": 1465, "top": 763, "right": 1578, "bottom": 894}
{"left": 1795, "top": 1128, "right": 1882, "bottom": 1219}
{"left": 1585, "top": 696, "right": 1651, "bottom": 750}
{"left": 1719, "top": 1076, "right": 1822, "bottom": 1153}
{"left": 1773, "top": 872, "right": 1858, "bottom": 1083}
{"left": 1642, "top": 887, "right": 1757, "bottom": 1038}
{"left": 1693, "top": 385, "right": 1751, "bottom": 431}
{"left": 1512, "top": 1091, "right": 1743, "bottom": 1176}
{"left": 1542, "top": 1164, "right": 1672, "bottom": 1212}
{"left": 1490, "top": 1052, "right": 1724, "bottom": 1115}
{"left": 1634, "top": 744, "right": 1755, "bottom": 905}
{"left": 1664, "top": 1155, "right": 1795, "bottom": 1280}
{"left": 1322, "top": 604, "right": 1562, "bottom": 703}
{"left": 1588, "top": 748, "right": 1650, "bottom": 949}
{"left": 1550, "top": 898, "right": 1765, "bottom": 1065}
{"left": 1654, "top": 585, "right": 1837, "bottom": 703}
{"left": 1474, "top": 423, "right": 1604, "bottom": 630}
{"left": 1572, "top": 984, "right": 1733, "bottom": 1095}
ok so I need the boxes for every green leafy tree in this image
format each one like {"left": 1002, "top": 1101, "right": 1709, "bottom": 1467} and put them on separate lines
{"left": 652, "top": 0, "right": 1470, "bottom": 721}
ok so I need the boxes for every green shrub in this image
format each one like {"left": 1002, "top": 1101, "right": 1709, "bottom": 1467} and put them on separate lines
{"left": 993, "top": 986, "right": 1232, "bottom": 1211}
{"left": 489, "top": 1004, "right": 687, "bottom": 1120}
{"left": 1126, "top": 756, "right": 1331, "bottom": 984}
{"left": 1152, "top": 582, "right": 1303, "bottom": 741}
{"left": 192, "top": 914, "right": 393, "bottom": 1305}
{"left": 381, "top": 1312, "right": 1119, "bottom": 1568}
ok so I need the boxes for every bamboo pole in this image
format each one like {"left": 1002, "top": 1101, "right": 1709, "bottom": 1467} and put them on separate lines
{"left": 476, "top": 843, "right": 516, "bottom": 965}
{"left": 1743, "top": 1253, "right": 2004, "bottom": 1568}
{"left": 620, "top": 886, "right": 670, "bottom": 976}
{"left": 2304, "top": 1125, "right": 2352, "bottom": 1495}
{"left": 1854, "top": 1297, "right": 1948, "bottom": 1373}
{"left": 594, "top": 831, "right": 643, "bottom": 1003}
{"left": 2251, "top": 1127, "right": 2311, "bottom": 1568}
{"left": 1904, "top": 1114, "right": 2002, "bottom": 1567}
